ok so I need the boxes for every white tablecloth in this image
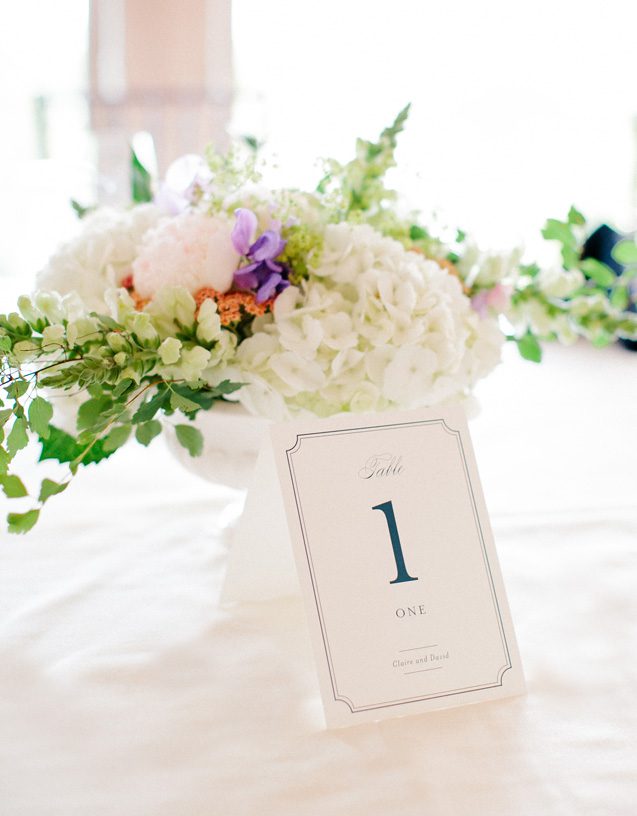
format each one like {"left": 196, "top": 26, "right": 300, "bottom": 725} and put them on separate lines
{"left": 1, "top": 342, "right": 636, "bottom": 816}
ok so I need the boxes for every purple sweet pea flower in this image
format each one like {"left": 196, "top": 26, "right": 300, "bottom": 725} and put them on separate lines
{"left": 231, "top": 208, "right": 258, "bottom": 255}
{"left": 231, "top": 208, "right": 291, "bottom": 303}
{"left": 250, "top": 230, "right": 285, "bottom": 263}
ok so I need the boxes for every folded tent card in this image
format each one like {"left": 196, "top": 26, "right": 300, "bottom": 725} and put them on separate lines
{"left": 223, "top": 406, "right": 525, "bottom": 728}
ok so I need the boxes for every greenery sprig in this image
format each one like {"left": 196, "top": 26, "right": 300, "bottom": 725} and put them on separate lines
{"left": 316, "top": 104, "right": 411, "bottom": 216}
{"left": 0, "top": 294, "right": 241, "bottom": 534}
{"left": 510, "top": 206, "right": 637, "bottom": 360}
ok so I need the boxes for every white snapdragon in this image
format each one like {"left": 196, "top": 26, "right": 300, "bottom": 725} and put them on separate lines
{"left": 457, "top": 243, "right": 522, "bottom": 288}
{"left": 41, "top": 324, "right": 66, "bottom": 349}
{"left": 538, "top": 267, "right": 584, "bottom": 299}
{"left": 157, "top": 344, "right": 211, "bottom": 382}
{"left": 514, "top": 300, "right": 554, "bottom": 337}
{"left": 33, "top": 291, "right": 65, "bottom": 325}
{"left": 129, "top": 313, "right": 160, "bottom": 349}
{"left": 178, "top": 346, "right": 212, "bottom": 381}
{"left": 158, "top": 337, "right": 182, "bottom": 365}
{"left": 146, "top": 287, "right": 197, "bottom": 336}
{"left": 66, "top": 316, "right": 101, "bottom": 347}
{"left": 196, "top": 299, "right": 222, "bottom": 345}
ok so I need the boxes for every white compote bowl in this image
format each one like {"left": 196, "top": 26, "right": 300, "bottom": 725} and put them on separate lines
{"left": 163, "top": 400, "right": 270, "bottom": 490}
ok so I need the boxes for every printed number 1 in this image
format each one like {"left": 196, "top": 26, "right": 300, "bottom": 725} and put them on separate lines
{"left": 372, "top": 500, "right": 418, "bottom": 584}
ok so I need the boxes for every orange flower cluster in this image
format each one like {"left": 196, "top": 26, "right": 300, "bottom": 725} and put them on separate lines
{"left": 194, "top": 287, "right": 273, "bottom": 326}
{"left": 131, "top": 292, "right": 151, "bottom": 311}
{"left": 121, "top": 279, "right": 274, "bottom": 325}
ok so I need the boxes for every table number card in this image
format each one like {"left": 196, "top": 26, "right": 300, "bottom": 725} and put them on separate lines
{"left": 270, "top": 407, "right": 525, "bottom": 727}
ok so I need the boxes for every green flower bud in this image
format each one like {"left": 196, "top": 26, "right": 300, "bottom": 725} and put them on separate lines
{"left": 120, "top": 364, "right": 142, "bottom": 384}
{"left": 67, "top": 317, "right": 101, "bottom": 348}
{"left": 106, "top": 332, "right": 132, "bottom": 353}
{"left": 130, "top": 313, "right": 160, "bottom": 349}
{"left": 34, "top": 292, "right": 64, "bottom": 324}
{"left": 17, "top": 295, "right": 46, "bottom": 329}
{"left": 11, "top": 338, "right": 42, "bottom": 363}
{"left": 42, "top": 324, "right": 66, "bottom": 349}
{"left": 7, "top": 312, "right": 31, "bottom": 336}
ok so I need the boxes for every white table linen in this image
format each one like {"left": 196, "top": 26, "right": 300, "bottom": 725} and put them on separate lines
{"left": 1, "top": 342, "right": 636, "bottom": 815}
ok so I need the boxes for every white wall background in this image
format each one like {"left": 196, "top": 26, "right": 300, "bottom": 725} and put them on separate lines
{"left": 0, "top": 0, "right": 91, "bottom": 305}
{"left": 1, "top": 0, "right": 636, "bottom": 307}
{"left": 232, "top": 0, "right": 637, "bottom": 250}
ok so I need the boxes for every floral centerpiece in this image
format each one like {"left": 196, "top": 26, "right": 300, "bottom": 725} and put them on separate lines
{"left": 1, "top": 106, "right": 636, "bottom": 533}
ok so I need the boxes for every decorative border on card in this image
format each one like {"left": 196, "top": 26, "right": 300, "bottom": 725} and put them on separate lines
{"left": 285, "top": 418, "right": 512, "bottom": 713}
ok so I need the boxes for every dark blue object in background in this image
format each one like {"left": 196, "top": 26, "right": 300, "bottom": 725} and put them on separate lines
{"left": 581, "top": 224, "right": 637, "bottom": 351}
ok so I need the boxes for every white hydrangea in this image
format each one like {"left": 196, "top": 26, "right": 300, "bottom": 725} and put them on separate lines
{"left": 234, "top": 223, "right": 503, "bottom": 418}
{"left": 36, "top": 205, "right": 160, "bottom": 312}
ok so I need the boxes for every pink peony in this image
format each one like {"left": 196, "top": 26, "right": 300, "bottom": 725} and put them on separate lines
{"left": 132, "top": 212, "right": 239, "bottom": 299}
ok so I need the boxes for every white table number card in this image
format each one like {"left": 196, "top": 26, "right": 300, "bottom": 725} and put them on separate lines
{"left": 270, "top": 407, "right": 525, "bottom": 727}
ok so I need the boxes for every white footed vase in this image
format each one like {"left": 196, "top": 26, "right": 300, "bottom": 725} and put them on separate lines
{"left": 164, "top": 401, "right": 300, "bottom": 602}
{"left": 164, "top": 400, "right": 270, "bottom": 490}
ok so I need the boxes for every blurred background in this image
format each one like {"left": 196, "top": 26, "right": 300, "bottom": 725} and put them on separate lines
{"left": 1, "top": 0, "right": 637, "bottom": 310}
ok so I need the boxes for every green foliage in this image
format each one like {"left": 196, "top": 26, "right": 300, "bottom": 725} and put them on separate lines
{"left": 519, "top": 263, "right": 540, "bottom": 278}
{"left": 0, "top": 474, "right": 28, "bottom": 498}
{"left": 39, "top": 425, "right": 116, "bottom": 467}
{"left": 170, "top": 390, "right": 200, "bottom": 414}
{"left": 6, "top": 417, "right": 28, "bottom": 457}
{"left": 278, "top": 222, "right": 324, "bottom": 281}
{"left": 317, "top": 105, "right": 410, "bottom": 217}
{"left": 8, "top": 509, "right": 40, "bottom": 534}
{"left": 409, "top": 225, "right": 428, "bottom": 241}
{"left": 28, "top": 396, "right": 53, "bottom": 439}
{"left": 0, "top": 292, "right": 244, "bottom": 532}
{"left": 567, "top": 206, "right": 585, "bottom": 226}
{"left": 241, "top": 134, "right": 262, "bottom": 152}
{"left": 205, "top": 143, "right": 262, "bottom": 210}
{"left": 70, "top": 199, "right": 95, "bottom": 219}
{"left": 132, "top": 387, "right": 170, "bottom": 423}
{"left": 530, "top": 208, "right": 637, "bottom": 349}
{"left": 612, "top": 240, "right": 637, "bottom": 265}
{"left": 175, "top": 424, "right": 204, "bottom": 457}
{"left": 610, "top": 285, "right": 630, "bottom": 311}
{"left": 135, "top": 420, "right": 162, "bottom": 447}
{"left": 102, "top": 424, "right": 132, "bottom": 453}
{"left": 580, "top": 258, "right": 615, "bottom": 288}
{"left": 169, "top": 380, "right": 242, "bottom": 415}
{"left": 516, "top": 332, "right": 543, "bottom": 363}
{"left": 541, "top": 217, "right": 580, "bottom": 269}
{"left": 5, "top": 380, "right": 29, "bottom": 399}
{"left": 131, "top": 145, "right": 154, "bottom": 204}
{"left": 38, "top": 478, "right": 68, "bottom": 503}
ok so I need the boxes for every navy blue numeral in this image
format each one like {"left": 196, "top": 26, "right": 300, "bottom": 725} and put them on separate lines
{"left": 372, "top": 500, "right": 418, "bottom": 584}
